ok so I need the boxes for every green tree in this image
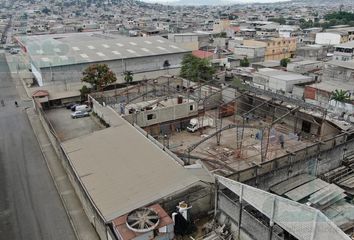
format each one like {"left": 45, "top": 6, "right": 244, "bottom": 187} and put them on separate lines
{"left": 41, "top": 7, "right": 51, "bottom": 15}
{"left": 213, "top": 32, "right": 227, "bottom": 38}
{"left": 331, "top": 89, "right": 351, "bottom": 103}
{"left": 280, "top": 58, "right": 291, "bottom": 67}
{"left": 270, "top": 17, "right": 286, "bottom": 25}
{"left": 240, "top": 57, "right": 250, "bottom": 67}
{"left": 219, "top": 32, "right": 227, "bottom": 38}
{"left": 312, "top": 11, "right": 354, "bottom": 29}
{"left": 232, "top": 78, "right": 247, "bottom": 91}
{"left": 82, "top": 64, "right": 117, "bottom": 91}
{"left": 123, "top": 71, "right": 133, "bottom": 84}
{"left": 80, "top": 85, "right": 91, "bottom": 100}
{"left": 180, "top": 54, "right": 215, "bottom": 82}
{"left": 228, "top": 15, "right": 238, "bottom": 20}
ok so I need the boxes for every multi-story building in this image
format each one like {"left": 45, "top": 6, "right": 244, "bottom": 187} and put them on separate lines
{"left": 333, "top": 41, "right": 354, "bottom": 61}
{"left": 213, "top": 19, "right": 230, "bottom": 34}
{"left": 234, "top": 45, "right": 266, "bottom": 62}
{"left": 253, "top": 68, "right": 313, "bottom": 93}
{"left": 327, "top": 27, "right": 354, "bottom": 42}
{"left": 315, "top": 32, "right": 349, "bottom": 45}
{"left": 243, "top": 37, "right": 297, "bottom": 61}
{"left": 168, "top": 32, "right": 211, "bottom": 51}
{"left": 322, "top": 60, "right": 354, "bottom": 83}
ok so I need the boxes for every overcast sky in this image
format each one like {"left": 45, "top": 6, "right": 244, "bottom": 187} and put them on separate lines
{"left": 142, "top": 0, "right": 287, "bottom": 3}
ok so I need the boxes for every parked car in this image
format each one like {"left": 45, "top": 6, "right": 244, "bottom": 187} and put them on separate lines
{"left": 74, "top": 104, "right": 90, "bottom": 112}
{"left": 71, "top": 104, "right": 89, "bottom": 112}
{"left": 71, "top": 111, "right": 89, "bottom": 119}
{"left": 70, "top": 104, "right": 80, "bottom": 111}
{"left": 66, "top": 102, "right": 78, "bottom": 109}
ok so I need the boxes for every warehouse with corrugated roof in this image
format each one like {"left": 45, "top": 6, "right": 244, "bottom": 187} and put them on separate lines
{"left": 16, "top": 32, "right": 191, "bottom": 86}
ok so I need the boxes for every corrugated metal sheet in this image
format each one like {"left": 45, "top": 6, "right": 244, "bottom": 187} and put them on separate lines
{"left": 270, "top": 174, "right": 316, "bottom": 195}
{"left": 323, "top": 200, "right": 354, "bottom": 231}
{"left": 338, "top": 175, "right": 354, "bottom": 189}
{"left": 308, "top": 184, "right": 346, "bottom": 207}
{"left": 285, "top": 179, "right": 328, "bottom": 202}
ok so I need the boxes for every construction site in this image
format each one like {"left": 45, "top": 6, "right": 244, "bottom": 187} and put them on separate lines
{"left": 92, "top": 76, "right": 348, "bottom": 177}
{"left": 31, "top": 70, "right": 354, "bottom": 240}
{"left": 87, "top": 75, "right": 354, "bottom": 239}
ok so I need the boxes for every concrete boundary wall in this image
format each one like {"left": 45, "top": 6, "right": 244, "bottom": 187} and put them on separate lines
{"left": 227, "top": 132, "right": 353, "bottom": 190}
{"left": 34, "top": 101, "right": 108, "bottom": 240}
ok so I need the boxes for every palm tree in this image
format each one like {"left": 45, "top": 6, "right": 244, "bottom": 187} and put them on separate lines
{"left": 331, "top": 89, "right": 351, "bottom": 103}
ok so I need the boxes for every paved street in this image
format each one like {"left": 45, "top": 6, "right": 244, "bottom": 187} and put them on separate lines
{"left": 0, "top": 53, "right": 76, "bottom": 240}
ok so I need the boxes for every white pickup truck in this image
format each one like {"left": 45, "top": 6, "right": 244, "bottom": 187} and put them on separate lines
{"left": 187, "top": 117, "right": 214, "bottom": 133}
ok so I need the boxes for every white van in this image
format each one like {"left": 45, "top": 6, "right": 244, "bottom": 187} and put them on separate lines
{"left": 9, "top": 48, "right": 20, "bottom": 54}
{"left": 74, "top": 104, "right": 89, "bottom": 112}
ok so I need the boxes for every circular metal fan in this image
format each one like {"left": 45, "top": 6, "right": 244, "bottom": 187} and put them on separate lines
{"left": 126, "top": 208, "right": 160, "bottom": 233}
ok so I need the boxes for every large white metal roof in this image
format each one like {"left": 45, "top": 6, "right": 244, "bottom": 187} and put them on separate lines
{"left": 61, "top": 115, "right": 203, "bottom": 222}
{"left": 17, "top": 32, "right": 190, "bottom": 69}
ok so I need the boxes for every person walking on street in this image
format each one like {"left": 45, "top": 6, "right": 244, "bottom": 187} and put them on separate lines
{"left": 1, "top": 99, "right": 4, "bottom": 106}
{"left": 14, "top": 101, "right": 18, "bottom": 107}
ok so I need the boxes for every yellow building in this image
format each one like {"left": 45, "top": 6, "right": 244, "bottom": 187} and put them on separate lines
{"left": 213, "top": 19, "right": 231, "bottom": 34}
{"left": 243, "top": 37, "right": 297, "bottom": 60}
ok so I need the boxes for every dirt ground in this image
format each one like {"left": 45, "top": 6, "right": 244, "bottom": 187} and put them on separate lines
{"left": 164, "top": 111, "right": 313, "bottom": 174}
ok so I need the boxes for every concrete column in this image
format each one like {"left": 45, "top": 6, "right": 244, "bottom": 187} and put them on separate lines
{"left": 268, "top": 197, "right": 276, "bottom": 240}
{"left": 237, "top": 185, "right": 244, "bottom": 240}
{"left": 214, "top": 178, "right": 219, "bottom": 218}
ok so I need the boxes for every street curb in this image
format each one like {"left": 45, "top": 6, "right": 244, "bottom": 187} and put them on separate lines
{"left": 4, "top": 53, "right": 32, "bottom": 100}
{"left": 25, "top": 108, "right": 80, "bottom": 240}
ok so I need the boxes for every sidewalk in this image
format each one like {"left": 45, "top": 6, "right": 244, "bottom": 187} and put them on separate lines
{"left": 5, "top": 52, "right": 32, "bottom": 101}
{"left": 27, "top": 108, "right": 99, "bottom": 240}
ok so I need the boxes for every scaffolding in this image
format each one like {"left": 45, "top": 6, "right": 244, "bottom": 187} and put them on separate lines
{"left": 94, "top": 76, "right": 331, "bottom": 172}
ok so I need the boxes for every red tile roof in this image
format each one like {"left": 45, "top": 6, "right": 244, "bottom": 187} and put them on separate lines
{"left": 32, "top": 90, "right": 49, "bottom": 98}
{"left": 192, "top": 50, "right": 214, "bottom": 59}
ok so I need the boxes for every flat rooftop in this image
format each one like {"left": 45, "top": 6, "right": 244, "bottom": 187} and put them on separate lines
{"left": 16, "top": 32, "right": 190, "bottom": 68}
{"left": 255, "top": 68, "right": 313, "bottom": 81}
{"left": 327, "top": 60, "right": 354, "bottom": 70}
{"left": 125, "top": 97, "right": 195, "bottom": 113}
{"left": 252, "top": 60, "right": 280, "bottom": 68}
{"left": 308, "top": 80, "right": 354, "bottom": 93}
{"left": 335, "top": 41, "right": 354, "bottom": 49}
{"left": 289, "top": 60, "right": 322, "bottom": 65}
{"left": 61, "top": 115, "right": 203, "bottom": 222}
